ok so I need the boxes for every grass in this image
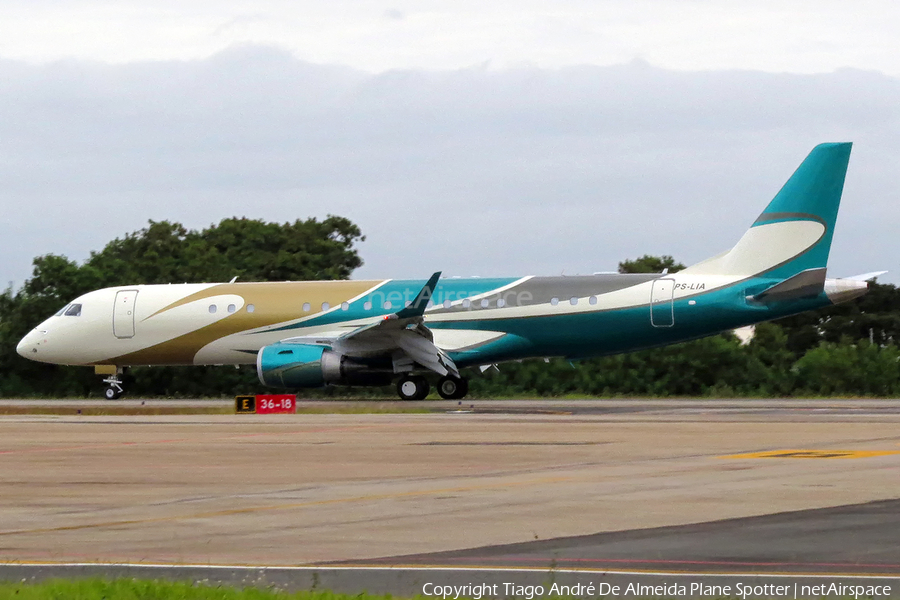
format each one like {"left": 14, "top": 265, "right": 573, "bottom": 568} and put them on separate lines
{"left": 0, "top": 404, "right": 432, "bottom": 416}
{"left": 0, "top": 406, "right": 235, "bottom": 416}
{"left": 293, "top": 405, "right": 431, "bottom": 414}
{"left": 0, "top": 578, "right": 407, "bottom": 600}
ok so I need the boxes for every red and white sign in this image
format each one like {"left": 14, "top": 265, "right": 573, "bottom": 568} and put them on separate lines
{"left": 255, "top": 394, "right": 296, "bottom": 414}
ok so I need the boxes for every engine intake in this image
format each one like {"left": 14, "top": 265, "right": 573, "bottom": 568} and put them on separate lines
{"left": 257, "top": 343, "right": 391, "bottom": 389}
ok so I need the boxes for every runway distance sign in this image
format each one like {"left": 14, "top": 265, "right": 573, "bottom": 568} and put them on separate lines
{"left": 235, "top": 394, "right": 297, "bottom": 414}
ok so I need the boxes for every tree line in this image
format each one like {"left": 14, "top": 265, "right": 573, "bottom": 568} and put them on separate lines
{"left": 0, "top": 217, "right": 364, "bottom": 397}
{"left": 1, "top": 229, "right": 899, "bottom": 397}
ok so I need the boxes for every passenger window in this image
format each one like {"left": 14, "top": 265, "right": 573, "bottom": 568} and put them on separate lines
{"left": 480, "top": 299, "right": 489, "bottom": 308}
{"left": 227, "top": 304, "right": 236, "bottom": 313}
{"left": 497, "top": 298, "right": 506, "bottom": 308}
{"left": 64, "top": 304, "right": 82, "bottom": 317}
{"left": 247, "top": 304, "right": 256, "bottom": 313}
{"left": 322, "top": 302, "right": 330, "bottom": 311}
{"left": 302, "top": 302, "right": 311, "bottom": 312}
{"left": 550, "top": 297, "right": 559, "bottom": 306}
{"left": 462, "top": 299, "right": 471, "bottom": 309}
{"left": 383, "top": 301, "right": 392, "bottom": 309}
{"left": 589, "top": 296, "right": 597, "bottom": 305}
{"left": 209, "top": 305, "right": 217, "bottom": 314}
{"left": 364, "top": 301, "right": 372, "bottom": 311}
{"left": 443, "top": 299, "right": 452, "bottom": 309}
{"left": 570, "top": 297, "right": 578, "bottom": 306}
{"left": 341, "top": 302, "right": 349, "bottom": 311}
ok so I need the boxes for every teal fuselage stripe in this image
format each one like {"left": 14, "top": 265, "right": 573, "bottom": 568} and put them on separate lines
{"left": 268, "top": 274, "right": 830, "bottom": 369}
{"left": 439, "top": 278, "right": 831, "bottom": 368}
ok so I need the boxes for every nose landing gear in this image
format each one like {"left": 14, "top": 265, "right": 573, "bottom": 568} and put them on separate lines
{"left": 103, "top": 380, "right": 124, "bottom": 400}
{"left": 96, "top": 366, "right": 126, "bottom": 400}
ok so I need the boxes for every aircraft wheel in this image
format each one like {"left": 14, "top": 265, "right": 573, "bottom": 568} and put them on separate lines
{"left": 437, "top": 376, "right": 468, "bottom": 400}
{"left": 397, "top": 375, "right": 429, "bottom": 401}
{"left": 104, "top": 386, "right": 123, "bottom": 400}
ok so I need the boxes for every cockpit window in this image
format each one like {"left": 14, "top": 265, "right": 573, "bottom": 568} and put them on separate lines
{"left": 64, "top": 303, "right": 82, "bottom": 317}
{"left": 54, "top": 304, "right": 70, "bottom": 316}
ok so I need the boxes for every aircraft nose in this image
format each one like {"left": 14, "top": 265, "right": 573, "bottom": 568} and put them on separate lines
{"left": 16, "top": 329, "right": 40, "bottom": 359}
{"left": 16, "top": 335, "right": 30, "bottom": 358}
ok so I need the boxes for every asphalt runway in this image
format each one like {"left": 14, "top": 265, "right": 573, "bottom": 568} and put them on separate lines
{"left": 1, "top": 399, "right": 898, "bottom": 595}
{"left": 369, "top": 499, "right": 900, "bottom": 574}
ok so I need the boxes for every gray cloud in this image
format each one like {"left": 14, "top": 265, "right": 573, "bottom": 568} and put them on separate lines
{"left": 1, "top": 46, "right": 899, "bottom": 292}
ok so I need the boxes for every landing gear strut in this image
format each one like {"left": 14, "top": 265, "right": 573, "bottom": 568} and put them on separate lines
{"left": 397, "top": 375, "right": 429, "bottom": 401}
{"left": 437, "top": 375, "right": 469, "bottom": 400}
{"left": 101, "top": 368, "right": 126, "bottom": 400}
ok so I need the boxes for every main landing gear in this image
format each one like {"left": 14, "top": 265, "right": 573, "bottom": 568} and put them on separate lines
{"left": 396, "top": 374, "right": 469, "bottom": 400}
{"left": 437, "top": 375, "right": 468, "bottom": 400}
{"left": 397, "top": 375, "right": 429, "bottom": 401}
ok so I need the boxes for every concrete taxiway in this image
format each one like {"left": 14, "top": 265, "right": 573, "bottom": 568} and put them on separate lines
{"left": 0, "top": 399, "right": 898, "bottom": 588}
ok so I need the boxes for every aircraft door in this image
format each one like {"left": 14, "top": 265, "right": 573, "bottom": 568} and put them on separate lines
{"left": 113, "top": 290, "right": 138, "bottom": 338}
{"left": 650, "top": 278, "right": 674, "bottom": 327}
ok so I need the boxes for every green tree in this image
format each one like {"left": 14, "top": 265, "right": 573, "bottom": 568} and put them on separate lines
{"left": 618, "top": 255, "right": 686, "bottom": 274}
{"left": 85, "top": 216, "right": 364, "bottom": 285}
{"left": 793, "top": 340, "right": 900, "bottom": 396}
{"left": 0, "top": 255, "right": 104, "bottom": 396}
{"left": 774, "top": 282, "right": 900, "bottom": 354}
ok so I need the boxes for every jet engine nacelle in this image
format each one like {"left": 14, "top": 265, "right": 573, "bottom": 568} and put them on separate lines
{"left": 256, "top": 343, "right": 392, "bottom": 389}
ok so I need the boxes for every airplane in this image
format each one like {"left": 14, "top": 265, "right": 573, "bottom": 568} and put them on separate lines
{"left": 17, "top": 143, "right": 876, "bottom": 401}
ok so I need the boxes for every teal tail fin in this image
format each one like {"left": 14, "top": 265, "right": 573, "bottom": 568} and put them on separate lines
{"left": 685, "top": 143, "right": 852, "bottom": 278}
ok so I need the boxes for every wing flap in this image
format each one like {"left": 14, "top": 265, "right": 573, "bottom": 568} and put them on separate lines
{"left": 393, "top": 331, "right": 459, "bottom": 378}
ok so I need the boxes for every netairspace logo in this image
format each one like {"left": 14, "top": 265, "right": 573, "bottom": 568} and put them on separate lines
{"left": 421, "top": 581, "right": 893, "bottom": 599}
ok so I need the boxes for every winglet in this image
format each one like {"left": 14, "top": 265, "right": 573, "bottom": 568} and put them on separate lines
{"left": 395, "top": 271, "right": 441, "bottom": 319}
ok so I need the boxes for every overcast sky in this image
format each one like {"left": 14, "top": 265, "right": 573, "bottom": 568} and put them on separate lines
{"left": 1, "top": 2, "right": 899, "bottom": 290}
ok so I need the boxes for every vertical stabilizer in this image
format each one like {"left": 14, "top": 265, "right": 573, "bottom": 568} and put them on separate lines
{"left": 684, "top": 143, "right": 852, "bottom": 278}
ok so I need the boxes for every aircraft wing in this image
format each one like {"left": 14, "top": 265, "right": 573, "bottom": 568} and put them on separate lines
{"left": 278, "top": 271, "right": 460, "bottom": 378}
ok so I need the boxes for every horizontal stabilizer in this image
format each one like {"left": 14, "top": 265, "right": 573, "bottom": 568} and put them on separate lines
{"left": 752, "top": 268, "right": 826, "bottom": 303}
{"left": 841, "top": 271, "right": 887, "bottom": 282}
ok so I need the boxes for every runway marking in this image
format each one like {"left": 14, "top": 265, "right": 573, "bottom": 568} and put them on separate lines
{"left": 414, "top": 441, "right": 607, "bottom": 446}
{"left": 0, "top": 475, "right": 572, "bottom": 538}
{"left": 0, "top": 424, "right": 389, "bottom": 456}
{"left": 2, "top": 561, "right": 900, "bottom": 579}
{"left": 433, "top": 555, "right": 900, "bottom": 571}
{"left": 720, "top": 449, "right": 900, "bottom": 459}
